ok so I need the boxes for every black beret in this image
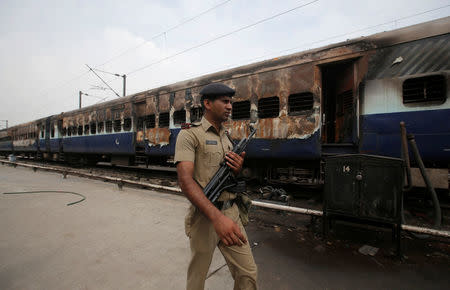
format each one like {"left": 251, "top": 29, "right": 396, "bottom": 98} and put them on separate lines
{"left": 200, "top": 83, "right": 235, "bottom": 98}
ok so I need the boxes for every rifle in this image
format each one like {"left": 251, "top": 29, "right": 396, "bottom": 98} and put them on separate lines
{"left": 204, "top": 126, "right": 257, "bottom": 203}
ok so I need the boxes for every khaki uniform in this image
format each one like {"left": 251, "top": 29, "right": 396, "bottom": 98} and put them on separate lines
{"left": 175, "top": 117, "right": 257, "bottom": 290}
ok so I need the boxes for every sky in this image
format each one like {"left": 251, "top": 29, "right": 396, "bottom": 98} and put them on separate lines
{"left": 0, "top": 0, "right": 449, "bottom": 127}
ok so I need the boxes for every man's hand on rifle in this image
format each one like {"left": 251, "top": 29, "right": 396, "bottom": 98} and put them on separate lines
{"left": 225, "top": 151, "right": 246, "bottom": 176}
{"left": 212, "top": 214, "right": 247, "bottom": 246}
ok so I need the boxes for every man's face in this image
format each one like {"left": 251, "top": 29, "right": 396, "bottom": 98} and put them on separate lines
{"left": 205, "top": 96, "right": 232, "bottom": 122}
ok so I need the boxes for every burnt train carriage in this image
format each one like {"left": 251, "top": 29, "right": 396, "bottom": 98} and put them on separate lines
{"left": 2, "top": 17, "right": 449, "bottom": 189}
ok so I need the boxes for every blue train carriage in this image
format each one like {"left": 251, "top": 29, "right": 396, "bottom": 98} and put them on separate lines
{"left": 36, "top": 114, "right": 64, "bottom": 160}
{"left": 59, "top": 98, "right": 136, "bottom": 165}
{"left": 0, "top": 128, "right": 13, "bottom": 157}
{"left": 9, "top": 121, "right": 39, "bottom": 157}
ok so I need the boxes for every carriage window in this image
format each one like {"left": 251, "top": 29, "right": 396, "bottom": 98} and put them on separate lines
{"left": 137, "top": 117, "right": 144, "bottom": 131}
{"left": 62, "top": 127, "right": 67, "bottom": 136}
{"left": 90, "top": 122, "right": 97, "bottom": 134}
{"left": 123, "top": 118, "right": 132, "bottom": 131}
{"left": 159, "top": 112, "right": 170, "bottom": 128}
{"left": 258, "top": 96, "right": 279, "bottom": 118}
{"left": 145, "top": 115, "right": 156, "bottom": 129}
{"left": 113, "top": 120, "right": 122, "bottom": 132}
{"left": 98, "top": 122, "right": 104, "bottom": 133}
{"left": 403, "top": 75, "right": 446, "bottom": 104}
{"left": 288, "top": 92, "right": 314, "bottom": 114}
{"left": 190, "top": 107, "right": 203, "bottom": 123}
{"left": 78, "top": 126, "right": 83, "bottom": 136}
{"left": 173, "top": 109, "right": 186, "bottom": 125}
{"left": 232, "top": 101, "right": 251, "bottom": 120}
{"left": 67, "top": 127, "right": 72, "bottom": 136}
{"left": 72, "top": 126, "right": 77, "bottom": 136}
{"left": 105, "top": 121, "right": 113, "bottom": 133}
{"left": 51, "top": 125, "right": 55, "bottom": 138}
{"left": 84, "top": 125, "right": 90, "bottom": 135}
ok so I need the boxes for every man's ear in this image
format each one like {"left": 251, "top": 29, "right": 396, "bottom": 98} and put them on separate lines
{"left": 203, "top": 98, "right": 211, "bottom": 110}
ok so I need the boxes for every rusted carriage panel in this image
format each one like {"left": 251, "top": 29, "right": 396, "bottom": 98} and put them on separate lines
{"left": 145, "top": 128, "right": 171, "bottom": 146}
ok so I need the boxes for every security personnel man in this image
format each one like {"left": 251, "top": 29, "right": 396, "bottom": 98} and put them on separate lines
{"left": 175, "top": 83, "right": 257, "bottom": 290}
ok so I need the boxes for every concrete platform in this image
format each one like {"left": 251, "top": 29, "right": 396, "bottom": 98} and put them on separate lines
{"left": 0, "top": 165, "right": 232, "bottom": 289}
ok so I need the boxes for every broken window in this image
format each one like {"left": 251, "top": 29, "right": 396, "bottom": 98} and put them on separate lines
{"left": 258, "top": 96, "right": 279, "bottom": 119}
{"left": 113, "top": 120, "right": 122, "bottom": 132}
{"left": 137, "top": 117, "right": 144, "bottom": 131}
{"left": 98, "top": 122, "right": 104, "bottom": 133}
{"left": 173, "top": 109, "right": 186, "bottom": 126}
{"left": 71, "top": 126, "right": 77, "bottom": 136}
{"left": 51, "top": 125, "right": 55, "bottom": 138}
{"left": 288, "top": 92, "right": 314, "bottom": 115}
{"left": 232, "top": 101, "right": 251, "bottom": 120}
{"left": 145, "top": 115, "right": 156, "bottom": 129}
{"left": 123, "top": 118, "right": 132, "bottom": 131}
{"left": 67, "top": 127, "right": 72, "bottom": 136}
{"left": 90, "top": 122, "right": 96, "bottom": 134}
{"left": 105, "top": 121, "right": 113, "bottom": 133}
{"left": 159, "top": 112, "right": 170, "bottom": 128}
{"left": 403, "top": 75, "right": 446, "bottom": 104}
{"left": 84, "top": 125, "right": 90, "bottom": 135}
{"left": 62, "top": 127, "right": 67, "bottom": 136}
{"left": 190, "top": 107, "right": 203, "bottom": 123}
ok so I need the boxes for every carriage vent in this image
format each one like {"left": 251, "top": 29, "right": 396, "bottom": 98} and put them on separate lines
{"left": 173, "top": 109, "right": 186, "bottom": 125}
{"left": 258, "top": 97, "right": 279, "bottom": 119}
{"left": 159, "top": 112, "right": 170, "bottom": 128}
{"left": 123, "top": 118, "right": 132, "bottom": 131}
{"left": 288, "top": 93, "right": 314, "bottom": 115}
{"left": 403, "top": 75, "right": 446, "bottom": 104}
{"left": 90, "top": 123, "right": 97, "bottom": 134}
{"left": 232, "top": 101, "right": 250, "bottom": 120}
{"left": 190, "top": 107, "right": 203, "bottom": 122}
{"left": 145, "top": 115, "right": 156, "bottom": 129}
{"left": 105, "top": 121, "right": 113, "bottom": 133}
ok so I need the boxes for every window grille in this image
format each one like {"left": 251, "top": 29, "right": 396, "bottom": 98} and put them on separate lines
{"left": 78, "top": 126, "right": 83, "bottom": 136}
{"left": 145, "top": 115, "right": 156, "bottom": 129}
{"left": 232, "top": 101, "right": 251, "bottom": 120}
{"left": 84, "top": 125, "right": 89, "bottom": 135}
{"left": 403, "top": 75, "right": 446, "bottom": 104}
{"left": 258, "top": 96, "right": 279, "bottom": 118}
{"left": 288, "top": 93, "right": 314, "bottom": 115}
{"left": 105, "top": 121, "right": 113, "bottom": 133}
{"left": 98, "top": 122, "right": 104, "bottom": 133}
{"left": 90, "top": 122, "right": 97, "bottom": 134}
{"left": 190, "top": 107, "right": 203, "bottom": 122}
{"left": 159, "top": 112, "right": 170, "bottom": 128}
{"left": 113, "top": 120, "right": 122, "bottom": 132}
{"left": 173, "top": 109, "right": 186, "bottom": 125}
{"left": 123, "top": 118, "right": 132, "bottom": 131}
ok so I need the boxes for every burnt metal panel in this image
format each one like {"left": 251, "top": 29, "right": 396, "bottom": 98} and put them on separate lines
{"left": 367, "top": 34, "right": 450, "bottom": 80}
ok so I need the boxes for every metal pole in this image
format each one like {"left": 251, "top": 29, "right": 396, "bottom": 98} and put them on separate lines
{"left": 79, "top": 91, "right": 82, "bottom": 109}
{"left": 123, "top": 75, "right": 126, "bottom": 97}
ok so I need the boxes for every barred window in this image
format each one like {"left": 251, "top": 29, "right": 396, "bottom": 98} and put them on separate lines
{"left": 84, "top": 125, "right": 90, "bottom": 135}
{"left": 106, "top": 121, "right": 113, "bottom": 133}
{"left": 90, "top": 122, "right": 97, "bottom": 134}
{"left": 232, "top": 101, "right": 251, "bottom": 120}
{"left": 288, "top": 92, "right": 314, "bottom": 115}
{"left": 190, "top": 107, "right": 203, "bottom": 123}
{"left": 62, "top": 127, "right": 67, "bottom": 136}
{"left": 67, "top": 127, "right": 72, "bottom": 136}
{"left": 403, "top": 75, "right": 446, "bottom": 104}
{"left": 98, "top": 122, "right": 104, "bottom": 133}
{"left": 113, "top": 120, "right": 122, "bottom": 132}
{"left": 145, "top": 115, "right": 156, "bottom": 129}
{"left": 159, "top": 112, "right": 170, "bottom": 128}
{"left": 123, "top": 118, "right": 132, "bottom": 131}
{"left": 173, "top": 109, "right": 186, "bottom": 125}
{"left": 78, "top": 126, "right": 83, "bottom": 136}
{"left": 258, "top": 96, "right": 279, "bottom": 118}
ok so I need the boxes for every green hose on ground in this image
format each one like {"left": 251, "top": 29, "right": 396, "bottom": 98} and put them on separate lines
{"left": 3, "top": 190, "right": 86, "bottom": 206}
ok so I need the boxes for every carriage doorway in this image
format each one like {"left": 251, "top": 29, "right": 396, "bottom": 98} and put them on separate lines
{"left": 321, "top": 60, "right": 357, "bottom": 151}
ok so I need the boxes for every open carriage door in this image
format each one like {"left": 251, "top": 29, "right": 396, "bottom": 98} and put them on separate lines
{"left": 321, "top": 60, "right": 359, "bottom": 154}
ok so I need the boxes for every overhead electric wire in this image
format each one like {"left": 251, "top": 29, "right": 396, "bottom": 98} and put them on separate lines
{"left": 96, "top": 0, "right": 234, "bottom": 68}
{"left": 86, "top": 64, "right": 121, "bottom": 98}
{"left": 127, "top": 0, "right": 320, "bottom": 75}
{"left": 175, "top": 4, "right": 450, "bottom": 84}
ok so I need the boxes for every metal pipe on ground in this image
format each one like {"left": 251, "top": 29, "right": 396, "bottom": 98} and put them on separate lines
{"left": 2, "top": 159, "right": 449, "bottom": 238}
